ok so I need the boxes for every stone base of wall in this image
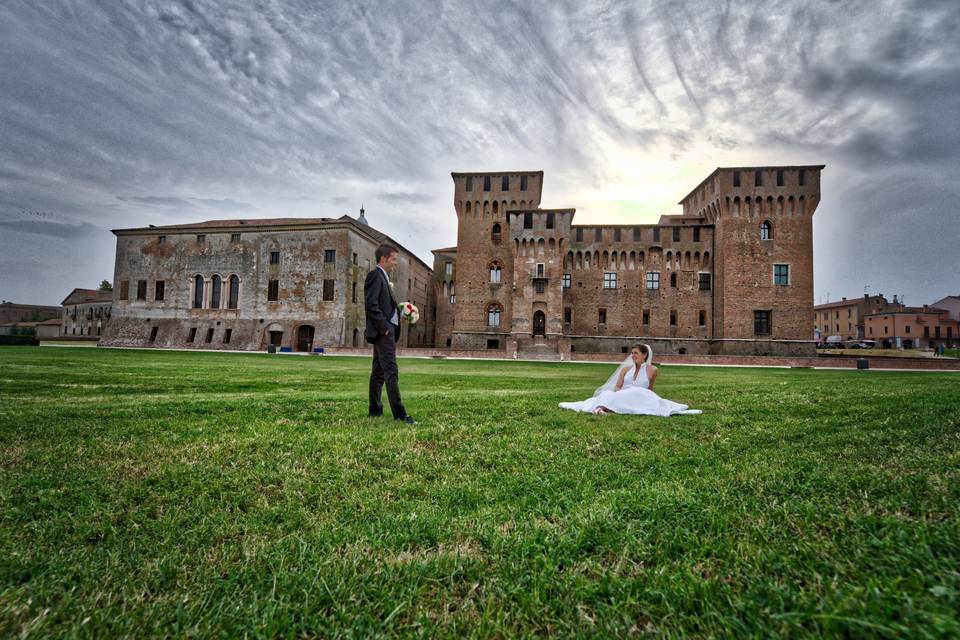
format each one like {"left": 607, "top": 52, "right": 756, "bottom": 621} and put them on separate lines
{"left": 451, "top": 331, "right": 509, "bottom": 351}
{"left": 569, "top": 336, "right": 711, "bottom": 356}
{"left": 709, "top": 339, "right": 817, "bottom": 357}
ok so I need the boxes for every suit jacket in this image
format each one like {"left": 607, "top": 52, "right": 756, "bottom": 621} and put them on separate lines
{"left": 364, "top": 267, "right": 400, "bottom": 343}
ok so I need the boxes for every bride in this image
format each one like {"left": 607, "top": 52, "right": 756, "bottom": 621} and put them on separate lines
{"left": 559, "top": 344, "right": 701, "bottom": 416}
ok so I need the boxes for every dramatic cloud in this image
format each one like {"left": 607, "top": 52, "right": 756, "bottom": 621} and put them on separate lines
{"left": 1, "top": 0, "right": 958, "bottom": 305}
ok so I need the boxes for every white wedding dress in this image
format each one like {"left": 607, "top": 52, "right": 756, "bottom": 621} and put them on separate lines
{"left": 559, "top": 362, "right": 701, "bottom": 416}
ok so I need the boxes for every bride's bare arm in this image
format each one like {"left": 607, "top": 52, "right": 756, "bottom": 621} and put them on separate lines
{"left": 614, "top": 367, "right": 628, "bottom": 391}
{"left": 647, "top": 365, "right": 658, "bottom": 391}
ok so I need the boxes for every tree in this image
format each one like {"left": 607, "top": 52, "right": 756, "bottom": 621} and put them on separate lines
{"left": 99, "top": 280, "right": 113, "bottom": 292}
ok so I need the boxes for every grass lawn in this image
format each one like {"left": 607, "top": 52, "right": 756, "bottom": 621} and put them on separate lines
{"left": 1, "top": 347, "right": 959, "bottom": 638}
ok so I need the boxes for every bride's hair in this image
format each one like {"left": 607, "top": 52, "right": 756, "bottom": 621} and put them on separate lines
{"left": 630, "top": 343, "right": 648, "bottom": 356}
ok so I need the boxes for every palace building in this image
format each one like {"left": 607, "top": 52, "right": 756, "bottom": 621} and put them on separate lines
{"left": 433, "top": 165, "right": 824, "bottom": 357}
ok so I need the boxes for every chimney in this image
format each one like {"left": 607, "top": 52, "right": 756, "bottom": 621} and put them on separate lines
{"left": 842, "top": 297, "right": 847, "bottom": 301}
{"left": 358, "top": 205, "right": 368, "bottom": 226}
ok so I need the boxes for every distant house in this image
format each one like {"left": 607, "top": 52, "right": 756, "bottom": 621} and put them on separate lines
{"left": 931, "top": 295, "right": 960, "bottom": 322}
{"left": 0, "top": 301, "right": 60, "bottom": 324}
{"left": 35, "top": 318, "right": 64, "bottom": 339}
{"left": 61, "top": 288, "right": 113, "bottom": 338}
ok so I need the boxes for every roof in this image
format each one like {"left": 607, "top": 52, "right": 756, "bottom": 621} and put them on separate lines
{"left": 431, "top": 247, "right": 458, "bottom": 254}
{"left": 813, "top": 296, "right": 889, "bottom": 310}
{"left": 0, "top": 302, "right": 61, "bottom": 311}
{"left": 679, "top": 164, "right": 826, "bottom": 204}
{"left": 865, "top": 306, "right": 950, "bottom": 317}
{"left": 36, "top": 318, "right": 63, "bottom": 326}
{"left": 61, "top": 288, "right": 113, "bottom": 306}
{"left": 451, "top": 170, "right": 544, "bottom": 177}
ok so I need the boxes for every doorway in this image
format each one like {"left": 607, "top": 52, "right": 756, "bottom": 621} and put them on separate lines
{"left": 296, "top": 325, "right": 315, "bottom": 352}
{"left": 533, "top": 310, "right": 545, "bottom": 336}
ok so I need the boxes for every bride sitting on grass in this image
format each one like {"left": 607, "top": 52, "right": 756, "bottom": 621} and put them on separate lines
{"left": 559, "top": 343, "right": 702, "bottom": 416}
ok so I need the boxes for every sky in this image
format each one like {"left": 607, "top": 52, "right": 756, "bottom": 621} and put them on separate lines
{"left": 1, "top": 0, "right": 958, "bottom": 306}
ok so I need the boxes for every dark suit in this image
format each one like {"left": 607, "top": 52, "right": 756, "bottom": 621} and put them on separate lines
{"left": 364, "top": 267, "right": 406, "bottom": 419}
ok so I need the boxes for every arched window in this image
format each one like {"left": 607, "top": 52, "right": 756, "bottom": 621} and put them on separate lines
{"left": 465, "top": 201, "right": 471, "bottom": 215}
{"left": 733, "top": 196, "right": 741, "bottom": 217}
{"left": 228, "top": 275, "right": 240, "bottom": 309}
{"left": 193, "top": 275, "right": 204, "bottom": 309}
{"left": 798, "top": 196, "right": 805, "bottom": 216}
{"left": 487, "top": 303, "right": 502, "bottom": 327}
{"left": 761, "top": 220, "right": 772, "bottom": 241}
{"left": 492, "top": 201, "right": 499, "bottom": 215}
{"left": 489, "top": 263, "right": 502, "bottom": 284}
{"left": 777, "top": 196, "right": 784, "bottom": 216}
{"left": 665, "top": 251, "right": 672, "bottom": 270}
{"left": 491, "top": 223, "right": 502, "bottom": 244}
{"left": 670, "top": 272, "right": 678, "bottom": 288}
{"left": 210, "top": 275, "right": 222, "bottom": 308}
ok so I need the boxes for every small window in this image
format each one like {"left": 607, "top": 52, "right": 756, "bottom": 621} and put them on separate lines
{"left": 483, "top": 176, "right": 491, "bottom": 191}
{"left": 353, "top": 252, "right": 358, "bottom": 265}
{"left": 322, "top": 279, "right": 334, "bottom": 301}
{"left": 158, "top": 235, "right": 166, "bottom": 244}
{"left": 699, "top": 310, "right": 706, "bottom": 326}
{"left": 535, "top": 263, "right": 544, "bottom": 278}
{"left": 562, "top": 273, "right": 571, "bottom": 289}
{"left": 755, "top": 170, "right": 763, "bottom": 187}
{"left": 489, "top": 265, "right": 501, "bottom": 283}
{"left": 698, "top": 273, "right": 712, "bottom": 291}
{"left": 270, "top": 251, "right": 280, "bottom": 265}
{"left": 633, "top": 228, "right": 641, "bottom": 241}
{"left": 491, "top": 223, "right": 502, "bottom": 244}
{"left": 487, "top": 305, "right": 501, "bottom": 327}
{"left": 733, "top": 171, "right": 741, "bottom": 187}
{"left": 534, "top": 279, "right": 546, "bottom": 294}
{"left": 224, "top": 328, "right": 232, "bottom": 344}
{"left": 324, "top": 249, "right": 336, "bottom": 263}
{"left": 231, "top": 233, "right": 241, "bottom": 243}
{"left": 754, "top": 310, "right": 771, "bottom": 335}
{"left": 652, "top": 227, "right": 661, "bottom": 243}
{"left": 646, "top": 272, "right": 660, "bottom": 289}
{"left": 595, "top": 228, "right": 602, "bottom": 242}
{"left": 761, "top": 221, "right": 772, "bottom": 241}
{"left": 576, "top": 228, "right": 583, "bottom": 242}
{"left": 546, "top": 212, "right": 555, "bottom": 229}
{"left": 670, "top": 273, "right": 677, "bottom": 288}
{"left": 136, "top": 279, "right": 147, "bottom": 300}
{"left": 520, "top": 175, "right": 528, "bottom": 191}
{"left": 693, "top": 227, "right": 700, "bottom": 242}
{"left": 643, "top": 310, "right": 650, "bottom": 325}
{"left": 449, "top": 284, "right": 455, "bottom": 305}
{"left": 268, "top": 280, "right": 279, "bottom": 301}
{"left": 603, "top": 272, "right": 617, "bottom": 289}
{"left": 487, "top": 339, "right": 500, "bottom": 349}
{"left": 798, "top": 169, "right": 806, "bottom": 186}
{"left": 196, "top": 234, "right": 205, "bottom": 243}
{"left": 670, "top": 311, "right": 677, "bottom": 326}
{"left": 119, "top": 280, "right": 130, "bottom": 301}
{"left": 445, "top": 262, "right": 453, "bottom": 276}
{"left": 672, "top": 227, "right": 680, "bottom": 242}
{"left": 465, "top": 176, "right": 473, "bottom": 191}
{"left": 774, "top": 264, "right": 790, "bottom": 286}
{"left": 206, "top": 328, "right": 214, "bottom": 343}
{"left": 776, "top": 170, "right": 784, "bottom": 186}
{"left": 614, "top": 228, "right": 621, "bottom": 242}
{"left": 149, "top": 326, "right": 158, "bottom": 342}
{"left": 564, "top": 308, "right": 572, "bottom": 323}
{"left": 501, "top": 175, "right": 509, "bottom": 191}
{"left": 598, "top": 308, "right": 607, "bottom": 324}
{"left": 352, "top": 282, "right": 358, "bottom": 303}
{"left": 523, "top": 213, "right": 533, "bottom": 229}
{"left": 188, "top": 327, "right": 197, "bottom": 342}
{"left": 154, "top": 280, "right": 165, "bottom": 301}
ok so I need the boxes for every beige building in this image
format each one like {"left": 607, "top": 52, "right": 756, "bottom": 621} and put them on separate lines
{"left": 61, "top": 288, "right": 113, "bottom": 338}
{"left": 101, "top": 213, "right": 433, "bottom": 351}
{"left": 813, "top": 294, "right": 901, "bottom": 343}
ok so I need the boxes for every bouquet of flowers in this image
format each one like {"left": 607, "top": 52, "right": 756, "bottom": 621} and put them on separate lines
{"left": 398, "top": 301, "right": 419, "bottom": 324}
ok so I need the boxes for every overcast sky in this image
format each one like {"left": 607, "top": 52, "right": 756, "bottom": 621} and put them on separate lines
{"left": 1, "top": 0, "right": 958, "bottom": 306}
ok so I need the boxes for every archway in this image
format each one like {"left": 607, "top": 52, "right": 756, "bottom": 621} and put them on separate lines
{"left": 533, "top": 310, "right": 546, "bottom": 337}
{"left": 296, "top": 325, "right": 315, "bottom": 352}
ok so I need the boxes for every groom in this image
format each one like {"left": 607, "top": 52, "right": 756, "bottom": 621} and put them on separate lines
{"left": 365, "top": 243, "right": 416, "bottom": 424}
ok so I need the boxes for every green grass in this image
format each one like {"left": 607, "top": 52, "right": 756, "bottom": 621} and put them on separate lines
{"left": 1, "top": 347, "right": 959, "bottom": 638}
{"left": 945, "top": 349, "right": 960, "bottom": 359}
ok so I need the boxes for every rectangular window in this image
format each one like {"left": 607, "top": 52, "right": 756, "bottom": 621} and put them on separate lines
{"left": 546, "top": 212, "right": 555, "bottom": 229}
{"left": 672, "top": 227, "right": 680, "bottom": 242}
{"left": 699, "top": 273, "right": 712, "bottom": 290}
{"left": 488, "top": 308, "right": 500, "bottom": 327}
{"left": 603, "top": 272, "right": 617, "bottom": 289}
{"left": 534, "top": 279, "right": 546, "bottom": 294}
{"left": 633, "top": 228, "right": 641, "bottom": 241}
{"left": 562, "top": 273, "right": 571, "bottom": 288}
{"left": 445, "top": 262, "right": 453, "bottom": 276}
{"left": 520, "top": 175, "right": 528, "bottom": 191}
{"left": 595, "top": 228, "right": 602, "bottom": 242}
{"left": 774, "top": 264, "right": 790, "bottom": 286}
{"left": 231, "top": 233, "right": 241, "bottom": 243}
{"left": 905, "top": 325, "right": 911, "bottom": 334}
{"left": 699, "top": 310, "right": 706, "bottom": 326}
{"left": 755, "top": 170, "right": 763, "bottom": 187}
{"left": 564, "top": 308, "right": 572, "bottom": 323}
{"left": 652, "top": 227, "right": 660, "bottom": 243}
{"left": 483, "top": 176, "right": 491, "bottom": 191}
{"left": 642, "top": 310, "right": 650, "bottom": 325}
{"left": 149, "top": 326, "right": 158, "bottom": 342}
{"left": 268, "top": 280, "right": 279, "bottom": 301}
{"left": 324, "top": 249, "right": 336, "bottom": 263}
{"left": 501, "top": 175, "right": 509, "bottom": 191}
{"left": 733, "top": 171, "right": 741, "bottom": 187}
{"left": 523, "top": 213, "right": 532, "bottom": 229}
{"left": 352, "top": 282, "right": 358, "bottom": 303}
{"left": 196, "top": 234, "right": 205, "bottom": 244}
{"left": 465, "top": 176, "right": 473, "bottom": 191}
{"left": 322, "top": 279, "right": 334, "bottom": 301}
{"left": 536, "top": 263, "right": 545, "bottom": 277}
{"left": 352, "top": 252, "right": 358, "bottom": 265}
{"left": 205, "top": 328, "right": 214, "bottom": 343}
{"left": 670, "top": 311, "right": 677, "bottom": 326}
{"left": 487, "top": 339, "right": 499, "bottom": 349}
{"left": 646, "top": 272, "right": 660, "bottom": 289}
{"left": 188, "top": 327, "right": 197, "bottom": 342}
{"left": 776, "top": 170, "right": 784, "bottom": 186}
{"left": 614, "top": 228, "right": 621, "bottom": 242}
{"left": 155, "top": 280, "right": 165, "bottom": 301}
{"left": 576, "top": 228, "right": 583, "bottom": 242}
{"left": 119, "top": 280, "right": 130, "bottom": 301}
{"left": 693, "top": 227, "right": 700, "bottom": 242}
{"left": 224, "top": 328, "right": 232, "bottom": 344}
{"left": 137, "top": 280, "right": 147, "bottom": 300}
{"left": 754, "top": 310, "right": 771, "bottom": 335}
{"left": 270, "top": 251, "right": 280, "bottom": 265}
{"left": 158, "top": 235, "right": 166, "bottom": 244}
{"left": 598, "top": 308, "right": 607, "bottom": 324}
{"left": 799, "top": 169, "right": 806, "bottom": 186}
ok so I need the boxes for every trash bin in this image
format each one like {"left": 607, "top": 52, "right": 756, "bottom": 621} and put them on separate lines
{"left": 267, "top": 344, "right": 276, "bottom": 354}
{"left": 856, "top": 358, "right": 869, "bottom": 370}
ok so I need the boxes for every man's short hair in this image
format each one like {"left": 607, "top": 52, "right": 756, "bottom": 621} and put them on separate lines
{"left": 375, "top": 244, "right": 398, "bottom": 263}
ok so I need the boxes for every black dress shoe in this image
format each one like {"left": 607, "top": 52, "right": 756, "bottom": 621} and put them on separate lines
{"left": 368, "top": 412, "right": 383, "bottom": 418}
{"left": 397, "top": 416, "right": 417, "bottom": 425}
